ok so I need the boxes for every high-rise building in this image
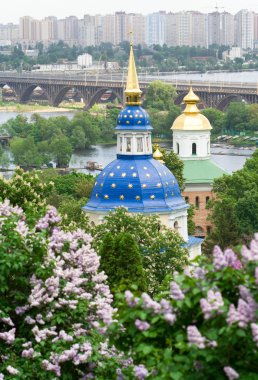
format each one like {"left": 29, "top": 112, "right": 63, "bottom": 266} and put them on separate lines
{"left": 41, "top": 17, "right": 57, "bottom": 44}
{"left": 101, "top": 14, "right": 115, "bottom": 44}
{"left": 192, "top": 12, "right": 208, "bottom": 48}
{"left": 220, "top": 12, "right": 234, "bottom": 46}
{"left": 0, "top": 23, "right": 19, "bottom": 44}
{"left": 254, "top": 13, "right": 258, "bottom": 42}
{"left": 19, "top": 16, "right": 41, "bottom": 45}
{"left": 208, "top": 11, "right": 234, "bottom": 47}
{"left": 78, "top": 15, "right": 95, "bottom": 46}
{"left": 145, "top": 11, "right": 166, "bottom": 46}
{"left": 235, "top": 9, "right": 254, "bottom": 49}
{"left": 128, "top": 14, "right": 145, "bottom": 45}
{"left": 165, "top": 12, "right": 207, "bottom": 48}
{"left": 64, "top": 16, "right": 79, "bottom": 46}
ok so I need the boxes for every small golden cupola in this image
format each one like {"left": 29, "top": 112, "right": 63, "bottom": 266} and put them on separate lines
{"left": 124, "top": 41, "right": 142, "bottom": 105}
{"left": 171, "top": 87, "right": 212, "bottom": 131}
{"left": 153, "top": 145, "right": 165, "bottom": 164}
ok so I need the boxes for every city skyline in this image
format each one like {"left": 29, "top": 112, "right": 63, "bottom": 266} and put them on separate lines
{"left": 0, "top": 0, "right": 258, "bottom": 24}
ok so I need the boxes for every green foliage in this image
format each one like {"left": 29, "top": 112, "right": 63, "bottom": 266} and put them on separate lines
{"left": 110, "top": 239, "right": 258, "bottom": 379}
{"left": 93, "top": 208, "right": 188, "bottom": 293}
{"left": 0, "top": 168, "right": 53, "bottom": 220}
{"left": 201, "top": 108, "right": 225, "bottom": 135}
{"left": 161, "top": 148, "right": 185, "bottom": 192}
{"left": 204, "top": 150, "right": 258, "bottom": 253}
{"left": 143, "top": 81, "right": 177, "bottom": 111}
{"left": 100, "top": 232, "right": 147, "bottom": 292}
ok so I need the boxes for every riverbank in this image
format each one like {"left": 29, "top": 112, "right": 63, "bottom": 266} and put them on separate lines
{"left": 0, "top": 103, "right": 76, "bottom": 113}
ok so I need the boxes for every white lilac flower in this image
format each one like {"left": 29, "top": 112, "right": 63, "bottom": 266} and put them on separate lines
{"left": 6, "top": 366, "right": 19, "bottom": 375}
{"left": 224, "top": 366, "right": 239, "bottom": 380}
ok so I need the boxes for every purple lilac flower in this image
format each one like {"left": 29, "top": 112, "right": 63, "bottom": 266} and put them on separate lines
{"left": 170, "top": 281, "right": 184, "bottom": 301}
{"left": 36, "top": 206, "right": 61, "bottom": 231}
{"left": 241, "top": 239, "right": 258, "bottom": 262}
{"left": 0, "top": 374, "right": 4, "bottom": 380}
{"left": 255, "top": 267, "right": 258, "bottom": 285}
{"left": 141, "top": 293, "right": 161, "bottom": 313}
{"left": 251, "top": 323, "right": 258, "bottom": 346}
{"left": 187, "top": 326, "right": 205, "bottom": 349}
{"left": 134, "top": 364, "right": 149, "bottom": 380}
{"left": 125, "top": 290, "right": 139, "bottom": 307}
{"left": 224, "top": 366, "right": 239, "bottom": 380}
{"left": 135, "top": 319, "right": 150, "bottom": 331}
{"left": 213, "top": 246, "right": 242, "bottom": 270}
{"left": 200, "top": 289, "right": 224, "bottom": 319}
{"left": 213, "top": 245, "right": 227, "bottom": 270}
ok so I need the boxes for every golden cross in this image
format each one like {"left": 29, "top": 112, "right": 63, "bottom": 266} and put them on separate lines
{"left": 129, "top": 31, "right": 133, "bottom": 46}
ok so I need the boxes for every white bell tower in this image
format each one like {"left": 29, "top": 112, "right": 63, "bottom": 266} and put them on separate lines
{"left": 172, "top": 88, "right": 212, "bottom": 161}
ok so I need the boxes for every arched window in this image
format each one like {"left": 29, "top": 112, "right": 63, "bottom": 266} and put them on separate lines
{"left": 126, "top": 137, "right": 131, "bottom": 152}
{"left": 120, "top": 137, "right": 123, "bottom": 152}
{"left": 206, "top": 196, "right": 210, "bottom": 205}
{"left": 137, "top": 137, "right": 143, "bottom": 152}
{"left": 195, "top": 226, "right": 204, "bottom": 236}
{"left": 192, "top": 143, "right": 197, "bottom": 155}
{"left": 185, "top": 196, "right": 189, "bottom": 203}
{"left": 207, "top": 141, "right": 210, "bottom": 155}
{"left": 195, "top": 196, "right": 200, "bottom": 209}
{"left": 174, "top": 221, "right": 179, "bottom": 231}
{"left": 177, "top": 143, "right": 180, "bottom": 154}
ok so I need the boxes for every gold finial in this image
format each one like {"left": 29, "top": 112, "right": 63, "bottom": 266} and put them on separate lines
{"left": 125, "top": 36, "right": 142, "bottom": 106}
{"left": 153, "top": 145, "right": 165, "bottom": 164}
{"left": 183, "top": 87, "right": 200, "bottom": 114}
{"left": 129, "top": 30, "right": 133, "bottom": 46}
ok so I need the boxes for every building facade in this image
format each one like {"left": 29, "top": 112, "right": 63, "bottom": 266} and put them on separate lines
{"left": 171, "top": 88, "right": 226, "bottom": 237}
{"left": 84, "top": 44, "right": 201, "bottom": 256}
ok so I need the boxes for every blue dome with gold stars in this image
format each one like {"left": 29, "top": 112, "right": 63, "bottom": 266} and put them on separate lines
{"left": 116, "top": 105, "right": 152, "bottom": 131}
{"left": 84, "top": 42, "right": 187, "bottom": 217}
{"left": 83, "top": 155, "right": 186, "bottom": 213}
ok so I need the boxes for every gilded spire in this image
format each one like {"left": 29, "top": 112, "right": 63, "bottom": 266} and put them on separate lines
{"left": 183, "top": 87, "right": 200, "bottom": 114}
{"left": 125, "top": 33, "right": 142, "bottom": 105}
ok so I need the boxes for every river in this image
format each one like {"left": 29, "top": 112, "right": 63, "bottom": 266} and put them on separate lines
{"left": 0, "top": 110, "right": 255, "bottom": 176}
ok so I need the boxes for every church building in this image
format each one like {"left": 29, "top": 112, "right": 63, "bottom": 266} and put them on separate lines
{"left": 171, "top": 89, "right": 226, "bottom": 237}
{"left": 84, "top": 43, "right": 202, "bottom": 257}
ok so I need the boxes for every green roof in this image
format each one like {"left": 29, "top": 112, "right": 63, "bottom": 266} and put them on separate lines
{"left": 183, "top": 159, "right": 227, "bottom": 184}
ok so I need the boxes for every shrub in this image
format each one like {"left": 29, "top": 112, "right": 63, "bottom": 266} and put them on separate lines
{"left": 110, "top": 236, "right": 258, "bottom": 379}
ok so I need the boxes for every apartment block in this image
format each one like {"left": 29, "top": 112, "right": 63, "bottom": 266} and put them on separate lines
{"left": 235, "top": 9, "right": 254, "bottom": 49}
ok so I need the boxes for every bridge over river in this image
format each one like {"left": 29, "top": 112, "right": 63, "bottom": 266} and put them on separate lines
{"left": 0, "top": 71, "right": 257, "bottom": 110}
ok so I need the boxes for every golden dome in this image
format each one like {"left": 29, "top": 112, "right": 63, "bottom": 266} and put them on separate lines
{"left": 171, "top": 87, "right": 212, "bottom": 131}
{"left": 153, "top": 145, "right": 165, "bottom": 164}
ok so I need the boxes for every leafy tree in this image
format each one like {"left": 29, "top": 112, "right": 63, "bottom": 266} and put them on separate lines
{"left": 71, "top": 125, "right": 87, "bottom": 149}
{"left": 224, "top": 102, "right": 249, "bottom": 134}
{"left": 203, "top": 150, "right": 258, "bottom": 252}
{"left": 50, "top": 134, "right": 73, "bottom": 167}
{"left": 100, "top": 232, "right": 146, "bottom": 292}
{"left": 143, "top": 81, "right": 177, "bottom": 111}
{"left": 201, "top": 108, "right": 225, "bottom": 135}
{"left": 93, "top": 208, "right": 188, "bottom": 293}
{"left": 10, "top": 136, "right": 42, "bottom": 167}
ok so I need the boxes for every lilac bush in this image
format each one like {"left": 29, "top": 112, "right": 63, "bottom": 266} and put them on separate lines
{"left": 110, "top": 236, "right": 258, "bottom": 379}
{"left": 0, "top": 200, "right": 127, "bottom": 379}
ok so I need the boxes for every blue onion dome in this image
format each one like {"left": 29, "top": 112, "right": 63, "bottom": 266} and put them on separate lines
{"left": 83, "top": 156, "right": 186, "bottom": 213}
{"left": 116, "top": 105, "right": 152, "bottom": 131}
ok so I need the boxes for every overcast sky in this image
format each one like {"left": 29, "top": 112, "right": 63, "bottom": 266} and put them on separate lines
{"left": 1, "top": 0, "right": 257, "bottom": 24}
